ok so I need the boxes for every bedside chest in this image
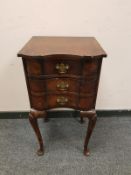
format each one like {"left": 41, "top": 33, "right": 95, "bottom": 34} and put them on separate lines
{"left": 17, "top": 36, "right": 107, "bottom": 156}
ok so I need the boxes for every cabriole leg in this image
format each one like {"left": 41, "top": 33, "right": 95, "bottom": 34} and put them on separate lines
{"left": 80, "top": 110, "right": 97, "bottom": 156}
{"left": 29, "top": 110, "right": 46, "bottom": 156}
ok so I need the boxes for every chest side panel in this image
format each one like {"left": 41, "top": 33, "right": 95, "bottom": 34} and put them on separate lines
{"left": 79, "top": 58, "right": 102, "bottom": 110}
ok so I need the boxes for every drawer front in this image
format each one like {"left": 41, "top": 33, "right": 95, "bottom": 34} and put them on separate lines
{"left": 30, "top": 94, "right": 95, "bottom": 110}
{"left": 78, "top": 96, "right": 95, "bottom": 110}
{"left": 46, "top": 78, "right": 79, "bottom": 92}
{"left": 31, "top": 95, "right": 46, "bottom": 110}
{"left": 29, "top": 78, "right": 80, "bottom": 93}
{"left": 25, "top": 57, "right": 81, "bottom": 77}
{"left": 25, "top": 58, "right": 101, "bottom": 77}
{"left": 44, "top": 59, "right": 81, "bottom": 76}
{"left": 47, "top": 94, "right": 78, "bottom": 108}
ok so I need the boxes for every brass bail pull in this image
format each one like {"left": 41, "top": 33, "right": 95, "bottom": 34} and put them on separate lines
{"left": 57, "top": 81, "right": 69, "bottom": 90}
{"left": 56, "top": 63, "right": 69, "bottom": 74}
{"left": 56, "top": 96, "right": 68, "bottom": 105}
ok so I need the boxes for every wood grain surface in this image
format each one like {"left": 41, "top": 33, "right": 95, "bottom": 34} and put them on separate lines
{"left": 18, "top": 36, "right": 107, "bottom": 58}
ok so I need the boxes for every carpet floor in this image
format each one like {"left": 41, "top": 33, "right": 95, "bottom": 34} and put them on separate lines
{"left": 0, "top": 116, "right": 131, "bottom": 175}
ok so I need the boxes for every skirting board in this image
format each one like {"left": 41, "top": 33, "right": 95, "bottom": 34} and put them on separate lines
{"left": 0, "top": 110, "right": 131, "bottom": 119}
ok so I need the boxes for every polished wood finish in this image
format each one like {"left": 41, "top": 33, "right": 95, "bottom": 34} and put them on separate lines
{"left": 18, "top": 36, "right": 107, "bottom": 156}
{"left": 18, "top": 36, "right": 107, "bottom": 57}
{"left": 80, "top": 110, "right": 97, "bottom": 156}
{"left": 29, "top": 109, "right": 47, "bottom": 155}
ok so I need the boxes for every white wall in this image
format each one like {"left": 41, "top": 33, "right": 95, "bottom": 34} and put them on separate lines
{"left": 0, "top": 0, "right": 131, "bottom": 111}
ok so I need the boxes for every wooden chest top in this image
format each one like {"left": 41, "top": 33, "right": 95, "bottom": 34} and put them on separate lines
{"left": 17, "top": 36, "right": 107, "bottom": 58}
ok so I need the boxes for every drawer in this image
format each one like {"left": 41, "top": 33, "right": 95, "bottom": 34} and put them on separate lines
{"left": 30, "top": 92, "right": 95, "bottom": 110}
{"left": 25, "top": 58, "right": 101, "bottom": 77}
{"left": 47, "top": 94, "right": 78, "bottom": 108}
{"left": 25, "top": 57, "right": 81, "bottom": 77}
{"left": 46, "top": 78, "right": 80, "bottom": 92}
{"left": 78, "top": 96, "right": 95, "bottom": 110}
{"left": 44, "top": 59, "right": 81, "bottom": 76}
{"left": 31, "top": 95, "right": 46, "bottom": 111}
{"left": 29, "top": 78, "right": 80, "bottom": 93}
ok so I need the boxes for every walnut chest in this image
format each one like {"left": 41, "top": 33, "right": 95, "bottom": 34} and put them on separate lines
{"left": 18, "top": 36, "right": 107, "bottom": 156}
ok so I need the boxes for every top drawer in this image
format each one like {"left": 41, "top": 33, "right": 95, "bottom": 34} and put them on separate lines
{"left": 25, "top": 57, "right": 81, "bottom": 77}
{"left": 25, "top": 56, "right": 102, "bottom": 78}
{"left": 44, "top": 59, "right": 81, "bottom": 76}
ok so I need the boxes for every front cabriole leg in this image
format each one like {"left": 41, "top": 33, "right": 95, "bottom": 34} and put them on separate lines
{"left": 29, "top": 109, "right": 47, "bottom": 156}
{"left": 80, "top": 110, "right": 97, "bottom": 156}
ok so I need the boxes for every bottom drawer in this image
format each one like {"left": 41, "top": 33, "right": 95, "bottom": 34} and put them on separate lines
{"left": 47, "top": 94, "right": 78, "bottom": 109}
{"left": 30, "top": 94, "right": 95, "bottom": 111}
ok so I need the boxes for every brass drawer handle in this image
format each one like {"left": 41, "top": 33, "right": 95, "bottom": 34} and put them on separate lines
{"left": 56, "top": 63, "right": 69, "bottom": 74}
{"left": 57, "top": 81, "right": 69, "bottom": 91}
{"left": 56, "top": 96, "right": 68, "bottom": 105}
